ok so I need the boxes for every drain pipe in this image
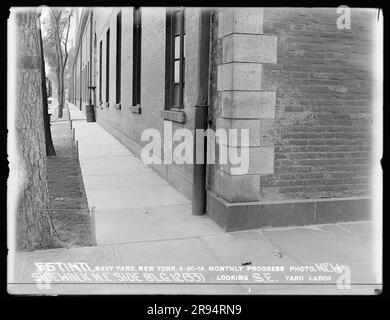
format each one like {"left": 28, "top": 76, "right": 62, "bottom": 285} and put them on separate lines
{"left": 192, "top": 9, "right": 211, "bottom": 215}
{"left": 89, "top": 9, "right": 93, "bottom": 107}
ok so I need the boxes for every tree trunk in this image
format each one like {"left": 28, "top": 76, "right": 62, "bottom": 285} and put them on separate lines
{"left": 57, "top": 68, "right": 64, "bottom": 118}
{"left": 56, "top": 33, "right": 64, "bottom": 119}
{"left": 15, "top": 10, "right": 56, "bottom": 251}
{"left": 39, "top": 28, "right": 56, "bottom": 156}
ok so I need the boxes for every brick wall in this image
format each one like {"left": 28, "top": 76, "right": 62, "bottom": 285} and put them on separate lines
{"left": 205, "top": 7, "right": 376, "bottom": 230}
{"left": 73, "top": 11, "right": 92, "bottom": 111}
{"left": 86, "top": 8, "right": 201, "bottom": 199}
{"left": 258, "top": 8, "right": 375, "bottom": 201}
{"left": 74, "top": 7, "right": 376, "bottom": 207}
{"left": 207, "top": 7, "right": 375, "bottom": 203}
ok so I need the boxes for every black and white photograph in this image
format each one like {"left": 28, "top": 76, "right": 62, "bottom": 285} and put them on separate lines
{"left": 7, "top": 5, "right": 383, "bottom": 298}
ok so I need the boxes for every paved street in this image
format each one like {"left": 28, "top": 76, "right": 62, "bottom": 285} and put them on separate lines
{"left": 7, "top": 103, "right": 381, "bottom": 295}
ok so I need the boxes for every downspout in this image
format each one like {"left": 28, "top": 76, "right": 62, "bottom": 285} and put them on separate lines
{"left": 192, "top": 9, "right": 211, "bottom": 215}
{"left": 89, "top": 9, "right": 93, "bottom": 106}
{"left": 79, "top": 42, "right": 82, "bottom": 110}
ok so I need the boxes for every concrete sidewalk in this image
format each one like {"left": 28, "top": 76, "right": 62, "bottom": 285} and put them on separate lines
{"left": 67, "top": 103, "right": 223, "bottom": 245}
{"left": 7, "top": 103, "right": 381, "bottom": 295}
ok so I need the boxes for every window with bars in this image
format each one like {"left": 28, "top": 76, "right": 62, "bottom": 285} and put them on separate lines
{"left": 165, "top": 8, "right": 185, "bottom": 110}
{"left": 132, "top": 7, "right": 141, "bottom": 106}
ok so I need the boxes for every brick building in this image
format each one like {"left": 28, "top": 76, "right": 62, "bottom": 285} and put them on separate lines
{"left": 70, "top": 7, "right": 376, "bottom": 231}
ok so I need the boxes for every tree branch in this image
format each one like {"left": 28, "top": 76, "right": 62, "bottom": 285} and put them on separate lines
{"left": 62, "top": 9, "right": 72, "bottom": 70}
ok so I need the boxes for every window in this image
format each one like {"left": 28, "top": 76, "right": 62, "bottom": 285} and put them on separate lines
{"left": 116, "top": 11, "right": 122, "bottom": 105}
{"left": 85, "top": 67, "right": 87, "bottom": 101}
{"left": 83, "top": 68, "right": 84, "bottom": 101}
{"left": 79, "top": 59, "right": 82, "bottom": 107}
{"left": 99, "top": 40, "right": 102, "bottom": 103}
{"left": 85, "top": 66, "right": 88, "bottom": 102}
{"left": 73, "top": 70, "right": 76, "bottom": 103}
{"left": 132, "top": 7, "right": 141, "bottom": 106}
{"left": 165, "top": 8, "right": 185, "bottom": 109}
{"left": 87, "top": 62, "right": 89, "bottom": 103}
{"left": 81, "top": 68, "right": 84, "bottom": 101}
{"left": 84, "top": 67, "right": 86, "bottom": 101}
{"left": 106, "top": 28, "right": 110, "bottom": 104}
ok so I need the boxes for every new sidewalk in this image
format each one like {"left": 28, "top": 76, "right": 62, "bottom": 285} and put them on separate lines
{"left": 67, "top": 103, "right": 222, "bottom": 245}
{"left": 7, "top": 103, "right": 381, "bottom": 295}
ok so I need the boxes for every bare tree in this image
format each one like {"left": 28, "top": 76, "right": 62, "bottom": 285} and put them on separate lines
{"left": 43, "top": 8, "right": 73, "bottom": 118}
{"left": 15, "top": 9, "right": 57, "bottom": 250}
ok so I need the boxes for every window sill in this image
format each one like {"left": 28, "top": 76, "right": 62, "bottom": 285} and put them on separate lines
{"left": 131, "top": 105, "right": 142, "bottom": 114}
{"left": 161, "top": 109, "right": 186, "bottom": 124}
{"left": 115, "top": 103, "right": 121, "bottom": 110}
